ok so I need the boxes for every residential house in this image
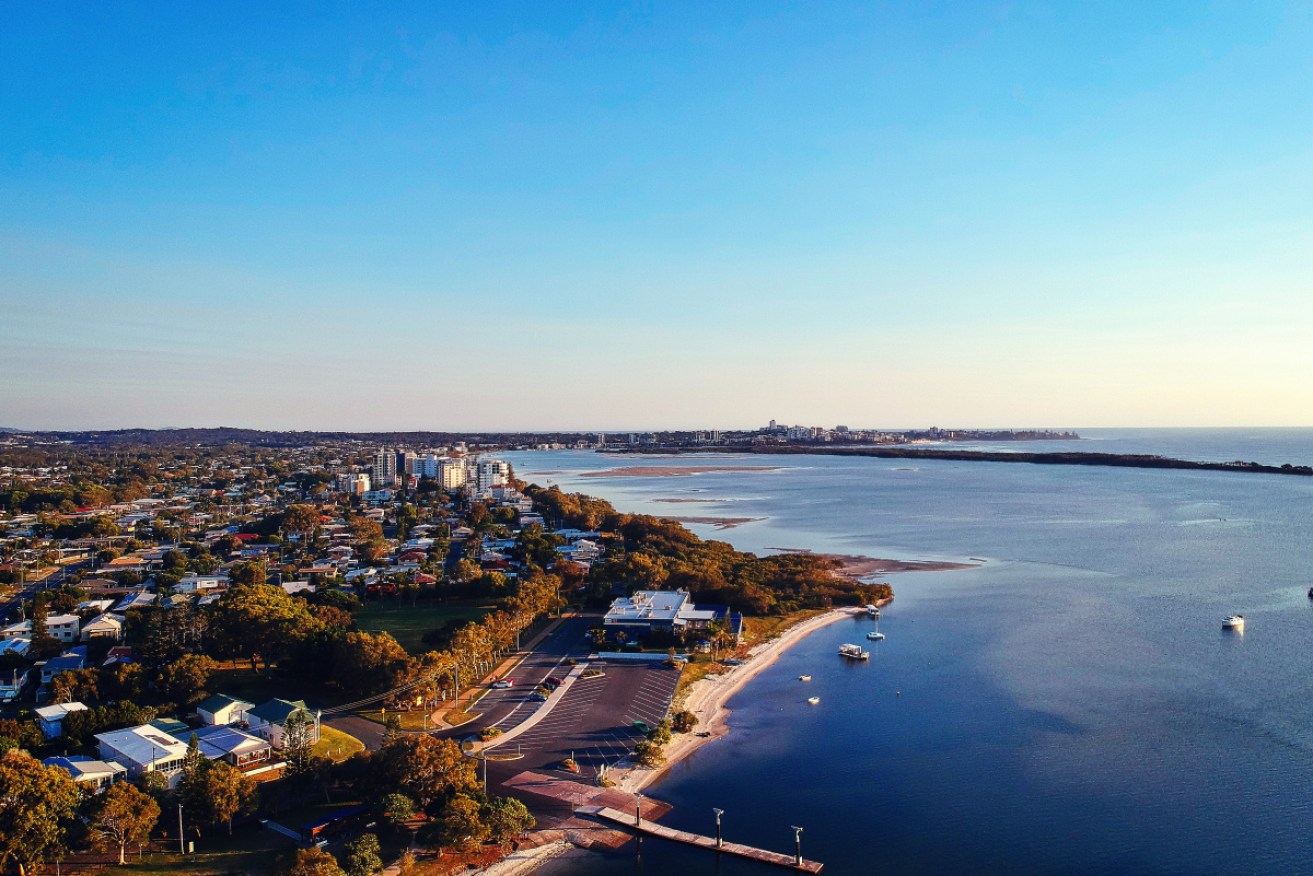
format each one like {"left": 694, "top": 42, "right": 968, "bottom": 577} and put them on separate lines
{"left": 2, "top": 614, "right": 80, "bottom": 643}
{"left": 35, "top": 702, "right": 90, "bottom": 739}
{"left": 196, "top": 693, "right": 254, "bottom": 727}
{"left": 79, "top": 613, "right": 125, "bottom": 642}
{"left": 95, "top": 725, "right": 190, "bottom": 785}
{"left": 43, "top": 756, "right": 127, "bottom": 793}
{"left": 0, "top": 667, "right": 30, "bottom": 702}
{"left": 245, "top": 698, "right": 321, "bottom": 749}
{"left": 193, "top": 725, "right": 272, "bottom": 768}
{"left": 40, "top": 648, "right": 88, "bottom": 685}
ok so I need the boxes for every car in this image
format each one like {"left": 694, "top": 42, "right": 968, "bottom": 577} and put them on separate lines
{"left": 632, "top": 720, "right": 651, "bottom": 734}
{"left": 543, "top": 676, "right": 563, "bottom": 688}
{"left": 491, "top": 679, "right": 514, "bottom": 689}
{"left": 527, "top": 693, "right": 548, "bottom": 702}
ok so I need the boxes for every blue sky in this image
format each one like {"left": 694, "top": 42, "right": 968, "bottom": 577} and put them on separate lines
{"left": 2, "top": 2, "right": 1311, "bottom": 430}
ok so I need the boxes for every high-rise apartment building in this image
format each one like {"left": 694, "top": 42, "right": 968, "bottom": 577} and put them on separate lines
{"left": 373, "top": 449, "right": 397, "bottom": 487}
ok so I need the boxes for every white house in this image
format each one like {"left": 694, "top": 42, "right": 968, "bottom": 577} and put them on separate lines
{"left": 245, "top": 698, "right": 320, "bottom": 749}
{"left": 43, "top": 756, "right": 128, "bottom": 793}
{"left": 96, "top": 725, "right": 190, "bottom": 785}
{"left": 2, "top": 614, "right": 80, "bottom": 643}
{"left": 35, "top": 702, "right": 90, "bottom": 739}
{"left": 193, "top": 725, "right": 272, "bottom": 768}
{"left": 79, "top": 613, "right": 125, "bottom": 642}
{"left": 196, "top": 693, "right": 255, "bottom": 727}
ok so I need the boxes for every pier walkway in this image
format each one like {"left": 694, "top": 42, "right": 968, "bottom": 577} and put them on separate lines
{"left": 580, "top": 806, "right": 824, "bottom": 872}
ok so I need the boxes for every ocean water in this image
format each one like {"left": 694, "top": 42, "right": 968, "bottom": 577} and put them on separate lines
{"left": 507, "top": 429, "right": 1313, "bottom": 875}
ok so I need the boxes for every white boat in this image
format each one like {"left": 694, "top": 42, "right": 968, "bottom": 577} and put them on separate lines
{"left": 866, "top": 630, "right": 885, "bottom": 641}
{"left": 839, "top": 643, "right": 870, "bottom": 660}
{"left": 798, "top": 675, "right": 812, "bottom": 682}
{"left": 1223, "top": 614, "right": 1245, "bottom": 631}
{"left": 807, "top": 696, "right": 821, "bottom": 705}
{"left": 866, "top": 604, "right": 880, "bottom": 618}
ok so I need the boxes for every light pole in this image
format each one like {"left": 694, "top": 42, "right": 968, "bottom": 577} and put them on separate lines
{"left": 178, "top": 804, "right": 186, "bottom": 855}
{"left": 635, "top": 792, "right": 644, "bottom": 827}
{"left": 713, "top": 808, "right": 724, "bottom": 848}
{"left": 791, "top": 826, "right": 803, "bottom": 867}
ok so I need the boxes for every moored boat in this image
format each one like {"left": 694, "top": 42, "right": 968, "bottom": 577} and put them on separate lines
{"left": 866, "top": 630, "right": 885, "bottom": 641}
{"left": 799, "top": 675, "right": 812, "bottom": 682}
{"left": 839, "top": 643, "right": 870, "bottom": 660}
{"left": 807, "top": 696, "right": 821, "bottom": 705}
{"left": 1223, "top": 614, "right": 1245, "bottom": 631}
{"left": 866, "top": 604, "right": 880, "bottom": 618}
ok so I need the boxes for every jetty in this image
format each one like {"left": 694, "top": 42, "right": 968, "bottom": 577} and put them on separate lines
{"left": 581, "top": 805, "right": 824, "bottom": 872}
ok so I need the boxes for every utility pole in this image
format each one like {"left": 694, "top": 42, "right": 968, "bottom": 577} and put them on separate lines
{"left": 178, "top": 804, "right": 186, "bottom": 855}
{"left": 635, "top": 792, "right": 644, "bottom": 827}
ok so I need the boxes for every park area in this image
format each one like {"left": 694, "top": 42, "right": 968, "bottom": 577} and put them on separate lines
{"left": 354, "top": 600, "right": 495, "bottom": 654}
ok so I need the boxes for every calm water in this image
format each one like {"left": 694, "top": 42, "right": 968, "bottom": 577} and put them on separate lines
{"left": 508, "top": 429, "right": 1313, "bottom": 875}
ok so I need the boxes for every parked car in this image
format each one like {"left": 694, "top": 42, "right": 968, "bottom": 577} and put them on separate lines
{"left": 527, "top": 692, "right": 548, "bottom": 702}
{"left": 491, "top": 679, "right": 514, "bottom": 689}
{"left": 632, "top": 720, "right": 651, "bottom": 734}
{"left": 543, "top": 676, "right": 563, "bottom": 688}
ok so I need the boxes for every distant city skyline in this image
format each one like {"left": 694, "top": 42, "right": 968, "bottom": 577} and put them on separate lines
{"left": 3, "top": 3, "right": 1311, "bottom": 430}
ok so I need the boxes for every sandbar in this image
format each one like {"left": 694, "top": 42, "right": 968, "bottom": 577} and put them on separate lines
{"left": 772, "top": 548, "right": 980, "bottom": 576}
{"left": 581, "top": 465, "right": 782, "bottom": 478}
{"left": 664, "top": 515, "right": 764, "bottom": 530}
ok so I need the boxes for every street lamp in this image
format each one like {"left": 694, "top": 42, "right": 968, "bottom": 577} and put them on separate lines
{"left": 713, "top": 808, "right": 724, "bottom": 848}
{"left": 791, "top": 826, "right": 803, "bottom": 867}
{"left": 635, "top": 792, "right": 645, "bottom": 827}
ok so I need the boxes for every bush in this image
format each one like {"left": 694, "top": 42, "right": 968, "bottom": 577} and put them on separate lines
{"left": 671, "top": 710, "right": 697, "bottom": 733}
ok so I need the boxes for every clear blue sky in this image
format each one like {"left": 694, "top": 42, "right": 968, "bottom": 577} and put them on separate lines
{"left": 3, "top": 2, "right": 1311, "bottom": 430}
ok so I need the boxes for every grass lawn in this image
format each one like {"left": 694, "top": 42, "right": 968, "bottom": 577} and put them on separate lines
{"left": 313, "top": 725, "right": 365, "bottom": 762}
{"left": 117, "top": 825, "right": 296, "bottom": 874}
{"left": 205, "top": 661, "right": 290, "bottom": 705}
{"left": 356, "top": 706, "right": 438, "bottom": 730}
{"left": 355, "top": 600, "right": 496, "bottom": 654}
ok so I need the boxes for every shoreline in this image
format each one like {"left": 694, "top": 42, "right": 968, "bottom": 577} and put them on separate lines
{"left": 615, "top": 604, "right": 871, "bottom": 794}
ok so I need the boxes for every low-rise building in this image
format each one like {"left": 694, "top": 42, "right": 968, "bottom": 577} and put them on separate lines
{"left": 79, "top": 613, "right": 125, "bottom": 642}
{"left": 194, "top": 725, "right": 272, "bottom": 769}
{"left": 96, "top": 725, "right": 190, "bottom": 785}
{"left": 196, "top": 693, "right": 255, "bottom": 727}
{"left": 43, "top": 756, "right": 128, "bottom": 793}
{"left": 2, "top": 614, "right": 80, "bottom": 643}
{"left": 246, "top": 698, "right": 321, "bottom": 749}
{"left": 35, "top": 702, "right": 91, "bottom": 739}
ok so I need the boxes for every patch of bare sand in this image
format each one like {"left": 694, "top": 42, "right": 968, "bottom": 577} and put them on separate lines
{"left": 581, "top": 465, "right": 782, "bottom": 478}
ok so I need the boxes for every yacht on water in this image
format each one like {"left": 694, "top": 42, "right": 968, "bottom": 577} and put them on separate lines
{"left": 799, "top": 675, "right": 812, "bottom": 682}
{"left": 839, "top": 643, "right": 870, "bottom": 660}
{"left": 1223, "top": 614, "right": 1245, "bottom": 631}
{"left": 866, "top": 630, "right": 885, "bottom": 641}
{"left": 866, "top": 604, "right": 881, "bottom": 618}
{"left": 807, "top": 696, "right": 821, "bottom": 705}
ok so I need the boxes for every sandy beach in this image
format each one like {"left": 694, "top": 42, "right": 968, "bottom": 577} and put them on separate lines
{"left": 616, "top": 604, "right": 868, "bottom": 793}
{"left": 664, "top": 515, "right": 764, "bottom": 530}
{"left": 776, "top": 548, "right": 980, "bottom": 576}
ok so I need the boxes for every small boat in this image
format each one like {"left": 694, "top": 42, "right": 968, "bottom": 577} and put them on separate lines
{"left": 839, "top": 643, "right": 870, "bottom": 660}
{"left": 866, "top": 630, "right": 885, "bottom": 641}
{"left": 1223, "top": 614, "right": 1245, "bottom": 631}
{"left": 1307, "top": 586, "right": 1313, "bottom": 599}
{"left": 798, "top": 675, "right": 812, "bottom": 682}
{"left": 866, "top": 604, "right": 880, "bottom": 618}
{"left": 807, "top": 696, "right": 821, "bottom": 705}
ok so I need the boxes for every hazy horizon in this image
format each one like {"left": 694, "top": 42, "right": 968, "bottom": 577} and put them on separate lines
{"left": 4, "top": 3, "right": 1311, "bottom": 430}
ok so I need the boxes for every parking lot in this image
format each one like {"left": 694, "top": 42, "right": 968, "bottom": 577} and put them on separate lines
{"left": 489, "top": 659, "right": 681, "bottom": 780}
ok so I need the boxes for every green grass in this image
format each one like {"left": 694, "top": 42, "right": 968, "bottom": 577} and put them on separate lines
{"left": 355, "top": 600, "right": 496, "bottom": 654}
{"left": 117, "top": 825, "right": 296, "bottom": 874}
{"left": 312, "top": 725, "right": 365, "bottom": 762}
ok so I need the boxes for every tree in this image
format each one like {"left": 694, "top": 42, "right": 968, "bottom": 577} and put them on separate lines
{"left": 378, "top": 792, "right": 415, "bottom": 826}
{"left": 204, "top": 762, "right": 258, "bottom": 835}
{"left": 88, "top": 780, "right": 160, "bottom": 865}
{"left": 333, "top": 631, "right": 410, "bottom": 697}
{"left": 633, "top": 740, "right": 665, "bottom": 768}
{"left": 27, "top": 596, "right": 58, "bottom": 657}
{"left": 430, "top": 794, "right": 488, "bottom": 851}
{"left": 0, "top": 750, "right": 80, "bottom": 876}
{"left": 376, "top": 735, "right": 477, "bottom": 815}
{"left": 282, "top": 709, "right": 316, "bottom": 777}
{"left": 50, "top": 667, "right": 98, "bottom": 704}
{"left": 343, "top": 832, "right": 382, "bottom": 876}
{"left": 282, "top": 504, "right": 320, "bottom": 546}
{"left": 155, "top": 654, "right": 216, "bottom": 706}
{"left": 211, "top": 583, "right": 317, "bottom": 672}
{"left": 228, "top": 560, "right": 268, "bottom": 587}
{"left": 484, "top": 796, "right": 535, "bottom": 844}
{"left": 648, "top": 718, "right": 673, "bottom": 746}
{"left": 281, "top": 847, "right": 345, "bottom": 876}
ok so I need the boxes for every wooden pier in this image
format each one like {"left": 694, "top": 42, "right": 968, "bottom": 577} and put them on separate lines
{"left": 580, "top": 806, "right": 824, "bottom": 873}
